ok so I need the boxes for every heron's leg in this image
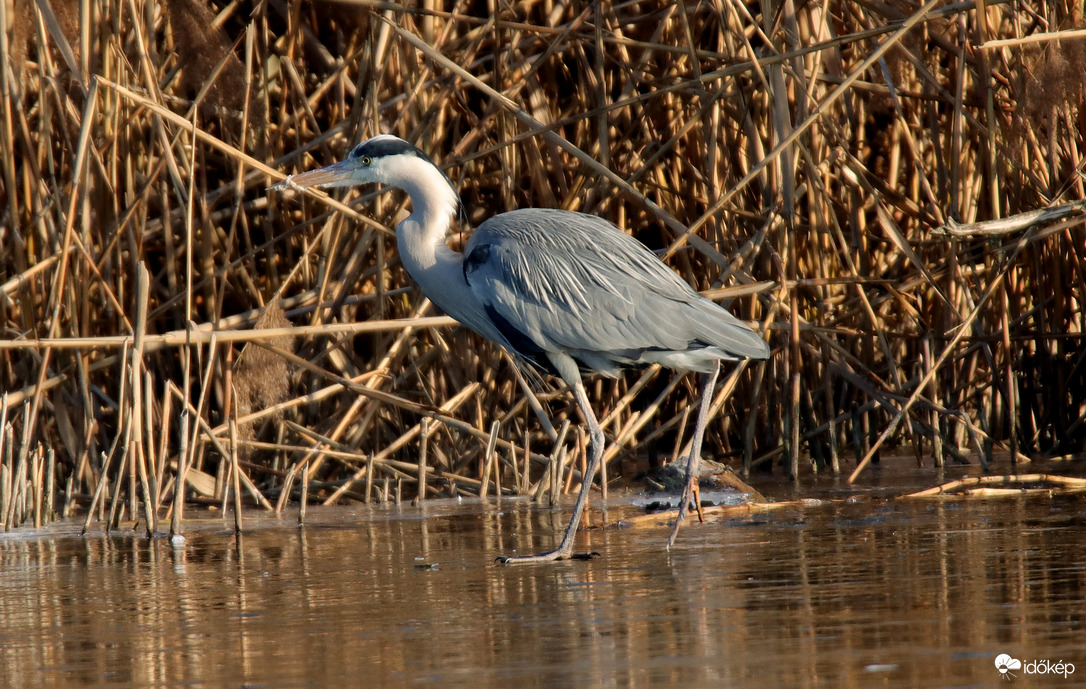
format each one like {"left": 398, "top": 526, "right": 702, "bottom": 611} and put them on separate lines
{"left": 692, "top": 482, "right": 705, "bottom": 523}
{"left": 668, "top": 361, "right": 720, "bottom": 549}
{"left": 498, "top": 377, "right": 603, "bottom": 564}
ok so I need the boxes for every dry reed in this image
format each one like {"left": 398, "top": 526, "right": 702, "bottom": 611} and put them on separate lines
{"left": 1, "top": 0, "right": 1084, "bottom": 531}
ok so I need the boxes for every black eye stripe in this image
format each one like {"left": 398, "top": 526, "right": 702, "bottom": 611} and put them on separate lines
{"left": 350, "top": 137, "right": 427, "bottom": 161}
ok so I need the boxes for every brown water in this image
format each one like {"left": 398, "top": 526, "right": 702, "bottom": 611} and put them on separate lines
{"left": 1, "top": 477, "right": 1084, "bottom": 689}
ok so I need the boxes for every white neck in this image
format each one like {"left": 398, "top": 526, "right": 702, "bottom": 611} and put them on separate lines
{"left": 386, "top": 156, "right": 504, "bottom": 346}
{"left": 385, "top": 155, "right": 460, "bottom": 284}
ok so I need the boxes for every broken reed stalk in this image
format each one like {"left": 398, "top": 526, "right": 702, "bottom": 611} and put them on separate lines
{"left": 299, "top": 461, "right": 309, "bottom": 526}
{"left": 44, "top": 449, "right": 55, "bottom": 524}
{"left": 133, "top": 264, "right": 156, "bottom": 536}
{"left": 417, "top": 418, "right": 430, "bottom": 503}
{"left": 230, "top": 419, "right": 243, "bottom": 533}
{"left": 533, "top": 420, "right": 570, "bottom": 504}
{"left": 276, "top": 463, "right": 298, "bottom": 514}
{"left": 480, "top": 420, "right": 499, "bottom": 500}
{"left": 365, "top": 455, "right": 374, "bottom": 504}
{"left": 904, "top": 474, "right": 1086, "bottom": 497}
{"left": 0, "top": 397, "right": 9, "bottom": 528}
{"left": 2, "top": 1, "right": 1085, "bottom": 529}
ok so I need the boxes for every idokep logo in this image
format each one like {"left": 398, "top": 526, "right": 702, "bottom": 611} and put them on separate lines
{"left": 995, "top": 653, "right": 1075, "bottom": 680}
{"left": 995, "top": 654, "right": 1021, "bottom": 679}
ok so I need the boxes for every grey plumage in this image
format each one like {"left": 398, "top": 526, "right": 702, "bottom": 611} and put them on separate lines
{"left": 464, "top": 208, "right": 768, "bottom": 377}
{"left": 277, "top": 134, "right": 769, "bottom": 563}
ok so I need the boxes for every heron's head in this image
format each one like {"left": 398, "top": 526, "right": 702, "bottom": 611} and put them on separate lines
{"left": 277, "top": 134, "right": 459, "bottom": 201}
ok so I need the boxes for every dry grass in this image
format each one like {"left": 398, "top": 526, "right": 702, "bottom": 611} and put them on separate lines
{"left": 1, "top": 0, "right": 1084, "bottom": 530}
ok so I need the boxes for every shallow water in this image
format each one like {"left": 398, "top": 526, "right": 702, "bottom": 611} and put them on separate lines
{"left": 1, "top": 479, "right": 1084, "bottom": 688}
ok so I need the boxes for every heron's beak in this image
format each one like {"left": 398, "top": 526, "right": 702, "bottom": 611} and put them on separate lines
{"left": 269, "top": 159, "right": 357, "bottom": 191}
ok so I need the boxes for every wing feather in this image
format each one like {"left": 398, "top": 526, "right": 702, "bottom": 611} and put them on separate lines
{"left": 462, "top": 209, "right": 766, "bottom": 373}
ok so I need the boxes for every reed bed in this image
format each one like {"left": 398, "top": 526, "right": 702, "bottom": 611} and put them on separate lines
{"left": 1, "top": 0, "right": 1084, "bottom": 531}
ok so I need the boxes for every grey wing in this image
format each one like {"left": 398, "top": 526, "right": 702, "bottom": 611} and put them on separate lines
{"left": 462, "top": 208, "right": 766, "bottom": 375}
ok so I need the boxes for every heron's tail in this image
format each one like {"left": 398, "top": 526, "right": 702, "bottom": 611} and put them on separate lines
{"left": 692, "top": 299, "right": 770, "bottom": 361}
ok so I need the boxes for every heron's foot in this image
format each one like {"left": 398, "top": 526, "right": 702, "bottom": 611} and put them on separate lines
{"left": 496, "top": 549, "right": 601, "bottom": 565}
{"left": 667, "top": 482, "right": 698, "bottom": 549}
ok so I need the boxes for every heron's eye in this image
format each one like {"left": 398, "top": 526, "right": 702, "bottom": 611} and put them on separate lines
{"left": 360, "top": 156, "right": 371, "bottom": 166}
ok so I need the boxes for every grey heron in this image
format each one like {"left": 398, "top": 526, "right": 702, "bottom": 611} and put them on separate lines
{"left": 276, "top": 134, "right": 769, "bottom": 563}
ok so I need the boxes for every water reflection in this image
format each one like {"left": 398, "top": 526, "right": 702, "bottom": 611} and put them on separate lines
{"left": 1, "top": 495, "right": 1083, "bottom": 688}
